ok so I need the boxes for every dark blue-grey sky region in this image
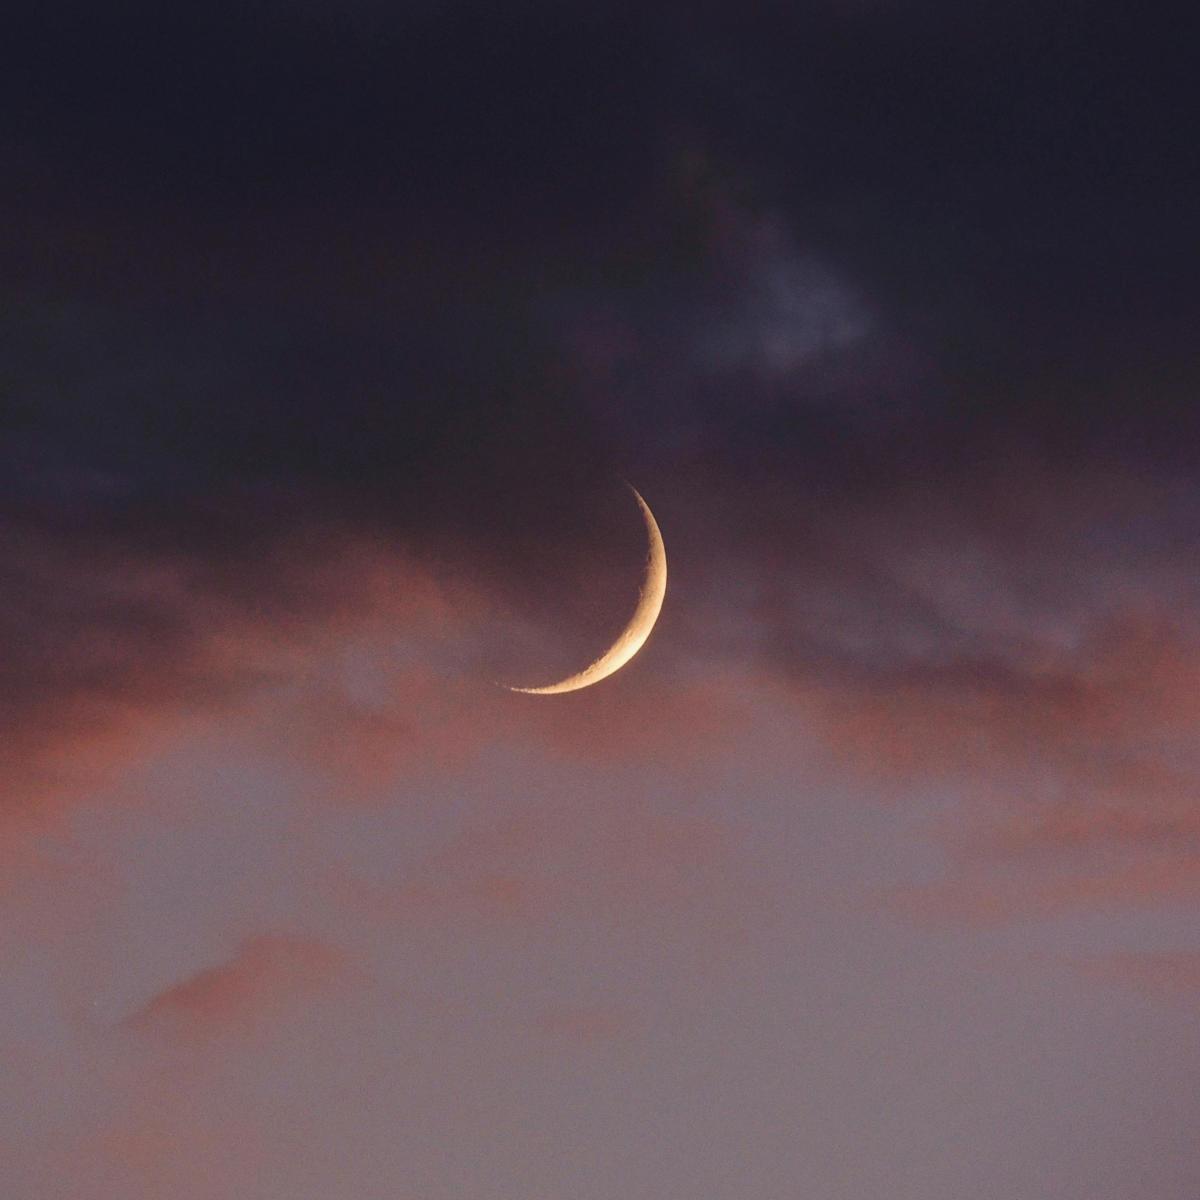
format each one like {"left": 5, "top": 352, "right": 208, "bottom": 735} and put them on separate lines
{"left": 3, "top": 3, "right": 1200, "bottom": 1197}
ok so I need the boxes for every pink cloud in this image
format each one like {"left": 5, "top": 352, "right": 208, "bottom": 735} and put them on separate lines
{"left": 536, "top": 1004, "right": 633, "bottom": 1043}
{"left": 886, "top": 853, "right": 1200, "bottom": 925}
{"left": 783, "top": 599, "right": 1200, "bottom": 922}
{"left": 250, "top": 655, "right": 762, "bottom": 808}
{"left": 1077, "top": 951, "right": 1200, "bottom": 997}
{"left": 0, "top": 521, "right": 462, "bottom": 828}
{"left": 329, "top": 794, "right": 764, "bottom": 950}
{"left": 125, "top": 934, "right": 347, "bottom": 1040}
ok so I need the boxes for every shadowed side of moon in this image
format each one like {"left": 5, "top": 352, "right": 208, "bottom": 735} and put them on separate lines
{"left": 506, "top": 486, "right": 667, "bottom": 694}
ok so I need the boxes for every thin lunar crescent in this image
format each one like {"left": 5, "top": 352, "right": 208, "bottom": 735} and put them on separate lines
{"left": 507, "top": 485, "right": 667, "bottom": 694}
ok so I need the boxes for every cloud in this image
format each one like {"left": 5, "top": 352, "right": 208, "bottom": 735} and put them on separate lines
{"left": 887, "top": 855, "right": 1200, "bottom": 926}
{"left": 667, "top": 457, "right": 1200, "bottom": 926}
{"left": 2, "top": 0, "right": 1198, "bottom": 975}
{"left": 125, "top": 934, "right": 346, "bottom": 1040}
{"left": 328, "top": 790, "right": 763, "bottom": 949}
{"left": 689, "top": 210, "right": 871, "bottom": 378}
{"left": 1077, "top": 951, "right": 1200, "bottom": 997}
{"left": 536, "top": 1004, "right": 633, "bottom": 1043}
{"left": 0, "top": 516, "right": 462, "bottom": 825}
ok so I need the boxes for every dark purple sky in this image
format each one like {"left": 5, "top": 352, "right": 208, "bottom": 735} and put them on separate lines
{"left": 3, "top": 4, "right": 1200, "bottom": 1197}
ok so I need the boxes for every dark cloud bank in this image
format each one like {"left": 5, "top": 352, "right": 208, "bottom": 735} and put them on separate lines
{"left": 4, "top": 1, "right": 1200, "bottom": 817}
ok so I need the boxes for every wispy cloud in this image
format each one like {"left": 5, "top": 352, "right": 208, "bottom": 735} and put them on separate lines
{"left": 1077, "top": 951, "right": 1200, "bottom": 997}
{"left": 125, "top": 934, "right": 347, "bottom": 1040}
{"left": 536, "top": 1003, "right": 634, "bottom": 1043}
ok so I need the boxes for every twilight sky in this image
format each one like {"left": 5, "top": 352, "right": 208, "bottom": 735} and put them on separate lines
{"left": 4, "top": 4, "right": 1200, "bottom": 1197}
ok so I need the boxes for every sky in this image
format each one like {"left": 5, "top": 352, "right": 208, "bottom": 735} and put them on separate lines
{"left": 3, "top": 3, "right": 1200, "bottom": 1197}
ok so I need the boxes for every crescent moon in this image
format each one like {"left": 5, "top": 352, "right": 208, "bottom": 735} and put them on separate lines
{"left": 507, "top": 485, "right": 667, "bottom": 695}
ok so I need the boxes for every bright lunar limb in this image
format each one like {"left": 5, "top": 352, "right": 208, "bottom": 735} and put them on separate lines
{"left": 507, "top": 484, "right": 667, "bottom": 694}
